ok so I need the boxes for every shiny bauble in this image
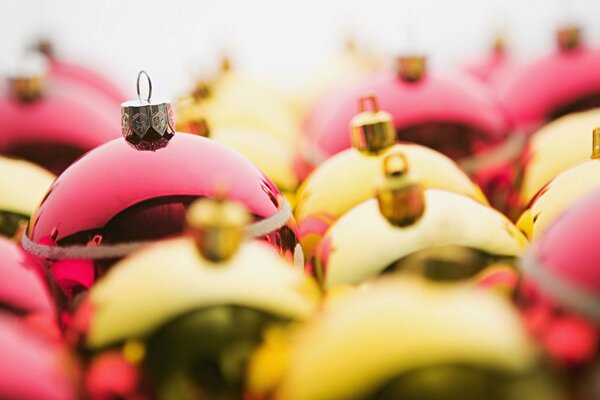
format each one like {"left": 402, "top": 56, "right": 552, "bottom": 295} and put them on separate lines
{"left": 518, "top": 128, "right": 600, "bottom": 240}
{"left": 0, "top": 56, "right": 120, "bottom": 173}
{"left": 35, "top": 38, "right": 126, "bottom": 105}
{"left": 295, "top": 96, "right": 487, "bottom": 259}
{"left": 277, "top": 277, "right": 564, "bottom": 400}
{"left": 519, "top": 108, "right": 600, "bottom": 206}
{"left": 496, "top": 27, "right": 600, "bottom": 134}
{"left": 22, "top": 79, "right": 301, "bottom": 324}
{"left": 71, "top": 199, "right": 319, "bottom": 400}
{"left": 519, "top": 187, "right": 600, "bottom": 399}
{"left": 0, "top": 237, "right": 54, "bottom": 320}
{"left": 0, "top": 314, "right": 78, "bottom": 400}
{"left": 0, "top": 155, "right": 54, "bottom": 238}
{"left": 311, "top": 152, "right": 526, "bottom": 290}
{"left": 301, "top": 56, "right": 507, "bottom": 166}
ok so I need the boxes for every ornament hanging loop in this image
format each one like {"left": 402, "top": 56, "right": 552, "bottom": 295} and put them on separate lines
{"left": 136, "top": 70, "right": 152, "bottom": 103}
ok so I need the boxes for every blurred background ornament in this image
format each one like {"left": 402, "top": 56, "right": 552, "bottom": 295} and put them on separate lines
{"left": 0, "top": 52, "right": 120, "bottom": 173}
{"left": 518, "top": 187, "right": 600, "bottom": 399}
{"left": 518, "top": 128, "right": 600, "bottom": 240}
{"left": 277, "top": 277, "right": 565, "bottom": 400}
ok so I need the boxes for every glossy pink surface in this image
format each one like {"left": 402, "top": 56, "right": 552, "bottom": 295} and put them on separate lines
{"left": 50, "top": 58, "right": 126, "bottom": 105}
{"left": 0, "top": 80, "right": 120, "bottom": 173}
{"left": 0, "top": 315, "right": 75, "bottom": 400}
{"left": 0, "top": 237, "right": 54, "bottom": 316}
{"left": 303, "top": 69, "right": 507, "bottom": 161}
{"left": 496, "top": 45, "right": 600, "bottom": 134}
{"left": 533, "top": 187, "right": 600, "bottom": 294}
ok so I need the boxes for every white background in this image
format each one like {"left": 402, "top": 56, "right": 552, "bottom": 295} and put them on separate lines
{"left": 1, "top": 0, "right": 599, "bottom": 98}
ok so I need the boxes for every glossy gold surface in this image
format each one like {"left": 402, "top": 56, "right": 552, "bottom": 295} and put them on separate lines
{"left": 209, "top": 127, "right": 298, "bottom": 192}
{"left": 87, "top": 238, "right": 320, "bottom": 348}
{"left": 0, "top": 156, "right": 55, "bottom": 216}
{"left": 376, "top": 152, "right": 425, "bottom": 227}
{"left": 556, "top": 26, "right": 581, "bottom": 51}
{"left": 9, "top": 75, "right": 45, "bottom": 102}
{"left": 397, "top": 55, "right": 427, "bottom": 82}
{"left": 521, "top": 108, "right": 600, "bottom": 204}
{"left": 278, "top": 278, "right": 538, "bottom": 400}
{"left": 321, "top": 189, "right": 526, "bottom": 289}
{"left": 295, "top": 144, "right": 487, "bottom": 242}
{"left": 350, "top": 96, "right": 396, "bottom": 154}
{"left": 186, "top": 198, "right": 251, "bottom": 262}
{"left": 518, "top": 159, "right": 600, "bottom": 240}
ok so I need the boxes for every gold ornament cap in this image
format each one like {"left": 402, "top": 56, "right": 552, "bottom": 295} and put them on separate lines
{"left": 556, "top": 26, "right": 581, "bottom": 51}
{"left": 8, "top": 53, "right": 48, "bottom": 103}
{"left": 121, "top": 71, "right": 175, "bottom": 151}
{"left": 397, "top": 55, "right": 427, "bottom": 82}
{"left": 186, "top": 196, "right": 252, "bottom": 263}
{"left": 377, "top": 152, "right": 425, "bottom": 227}
{"left": 350, "top": 96, "right": 396, "bottom": 154}
{"left": 592, "top": 128, "right": 600, "bottom": 160}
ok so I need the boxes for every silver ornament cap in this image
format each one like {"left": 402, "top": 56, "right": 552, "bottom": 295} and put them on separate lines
{"left": 121, "top": 71, "right": 175, "bottom": 151}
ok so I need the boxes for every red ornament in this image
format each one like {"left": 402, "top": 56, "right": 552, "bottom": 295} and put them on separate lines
{"left": 496, "top": 27, "right": 600, "bottom": 134}
{"left": 301, "top": 56, "right": 507, "bottom": 167}
{"left": 0, "top": 315, "right": 77, "bottom": 400}
{"left": 0, "top": 55, "right": 120, "bottom": 173}
{"left": 22, "top": 72, "right": 300, "bottom": 323}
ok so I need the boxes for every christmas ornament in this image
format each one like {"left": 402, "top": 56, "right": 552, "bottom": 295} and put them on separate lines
{"left": 0, "top": 236, "right": 54, "bottom": 319}
{"left": 301, "top": 54, "right": 507, "bottom": 166}
{"left": 0, "top": 54, "right": 120, "bottom": 173}
{"left": 71, "top": 197, "right": 319, "bottom": 400}
{"left": 520, "top": 108, "right": 600, "bottom": 206}
{"left": 177, "top": 102, "right": 299, "bottom": 198}
{"left": 291, "top": 38, "right": 380, "bottom": 115}
{"left": 35, "top": 38, "right": 126, "bottom": 105}
{"left": 0, "top": 314, "right": 77, "bottom": 400}
{"left": 277, "top": 277, "right": 564, "bottom": 400}
{"left": 518, "top": 128, "right": 600, "bottom": 240}
{"left": 0, "top": 155, "right": 54, "bottom": 238}
{"left": 519, "top": 187, "right": 600, "bottom": 399}
{"left": 464, "top": 34, "right": 512, "bottom": 83}
{"left": 178, "top": 58, "right": 300, "bottom": 145}
{"left": 295, "top": 96, "right": 487, "bottom": 258}
{"left": 21, "top": 72, "right": 301, "bottom": 323}
{"left": 496, "top": 26, "right": 600, "bottom": 134}
{"left": 311, "top": 152, "right": 526, "bottom": 289}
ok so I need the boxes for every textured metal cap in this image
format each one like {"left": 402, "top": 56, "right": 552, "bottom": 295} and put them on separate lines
{"left": 350, "top": 96, "right": 395, "bottom": 154}
{"left": 120, "top": 71, "right": 175, "bottom": 151}
{"left": 556, "top": 26, "right": 581, "bottom": 51}
{"left": 8, "top": 52, "right": 48, "bottom": 103}
{"left": 186, "top": 196, "right": 252, "bottom": 263}
{"left": 397, "top": 55, "right": 427, "bottom": 82}
{"left": 377, "top": 152, "right": 425, "bottom": 227}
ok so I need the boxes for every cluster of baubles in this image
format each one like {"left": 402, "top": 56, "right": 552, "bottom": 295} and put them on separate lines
{"left": 2, "top": 25, "right": 600, "bottom": 400}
